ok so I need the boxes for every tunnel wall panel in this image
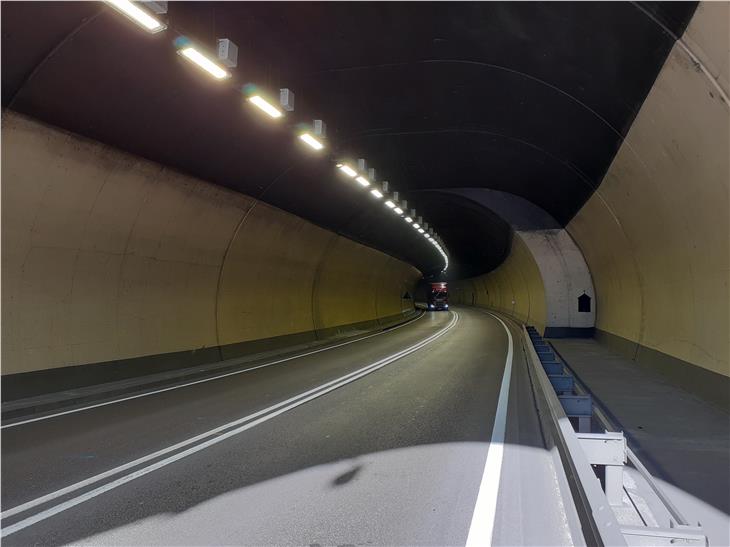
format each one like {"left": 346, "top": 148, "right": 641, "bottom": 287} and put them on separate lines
{"left": 216, "top": 203, "right": 331, "bottom": 346}
{"left": 566, "top": 2, "right": 729, "bottom": 406}
{"left": 312, "top": 237, "right": 382, "bottom": 332}
{"left": 1, "top": 112, "right": 420, "bottom": 389}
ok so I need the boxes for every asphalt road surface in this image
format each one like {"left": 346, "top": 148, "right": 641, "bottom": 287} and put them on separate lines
{"left": 1, "top": 307, "right": 576, "bottom": 546}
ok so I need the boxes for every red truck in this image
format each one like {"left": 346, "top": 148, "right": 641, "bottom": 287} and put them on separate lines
{"left": 427, "top": 282, "right": 449, "bottom": 311}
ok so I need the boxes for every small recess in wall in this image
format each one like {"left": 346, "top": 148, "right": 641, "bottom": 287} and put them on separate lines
{"left": 578, "top": 292, "right": 591, "bottom": 313}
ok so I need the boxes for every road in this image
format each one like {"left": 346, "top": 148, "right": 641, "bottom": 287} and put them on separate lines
{"left": 1, "top": 307, "right": 576, "bottom": 546}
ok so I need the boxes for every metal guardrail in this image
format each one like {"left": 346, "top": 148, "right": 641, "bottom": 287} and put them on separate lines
{"left": 549, "top": 341, "right": 709, "bottom": 545}
{"left": 521, "top": 325, "right": 628, "bottom": 546}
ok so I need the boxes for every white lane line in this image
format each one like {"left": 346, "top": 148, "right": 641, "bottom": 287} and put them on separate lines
{"left": 1, "top": 312, "right": 458, "bottom": 536}
{"left": 2, "top": 312, "right": 426, "bottom": 429}
{"left": 0, "top": 310, "right": 441, "bottom": 521}
{"left": 465, "top": 311, "right": 514, "bottom": 547}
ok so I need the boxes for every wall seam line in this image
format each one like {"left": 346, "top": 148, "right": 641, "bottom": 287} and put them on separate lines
{"left": 213, "top": 200, "right": 258, "bottom": 354}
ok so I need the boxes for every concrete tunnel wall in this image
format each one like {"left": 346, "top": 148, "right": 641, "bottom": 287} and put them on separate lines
{"left": 1, "top": 111, "right": 421, "bottom": 389}
{"left": 456, "top": 2, "right": 729, "bottom": 408}
{"left": 451, "top": 233, "right": 548, "bottom": 332}
{"left": 566, "top": 2, "right": 729, "bottom": 393}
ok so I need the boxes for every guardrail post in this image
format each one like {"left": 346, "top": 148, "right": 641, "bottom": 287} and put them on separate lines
{"left": 577, "top": 432, "right": 627, "bottom": 506}
{"left": 558, "top": 394, "right": 592, "bottom": 433}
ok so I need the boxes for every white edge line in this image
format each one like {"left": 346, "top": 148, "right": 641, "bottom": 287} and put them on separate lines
{"left": 2, "top": 312, "right": 426, "bottom": 429}
{"left": 1, "top": 312, "right": 458, "bottom": 533}
{"left": 464, "top": 311, "right": 514, "bottom": 547}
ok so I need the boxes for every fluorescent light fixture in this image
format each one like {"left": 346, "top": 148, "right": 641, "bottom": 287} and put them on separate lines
{"left": 337, "top": 164, "right": 357, "bottom": 177}
{"left": 418, "top": 228, "right": 425, "bottom": 233}
{"left": 405, "top": 217, "right": 413, "bottom": 223}
{"left": 394, "top": 207, "right": 404, "bottom": 215}
{"left": 105, "top": 0, "right": 166, "bottom": 33}
{"left": 370, "top": 189, "right": 383, "bottom": 198}
{"left": 299, "top": 133, "right": 324, "bottom": 150}
{"left": 248, "top": 95, "right": 283, "bottom": 118}
{"left": 412, "top": 223, "right": 420, "bottom": 229}
{"left": 355, "top": 176, "right": 370, "bottom": 187}
{"left": 385, "top": 200, "right": 396, "bottom": 209}
{"left": 179, "top": 47, "right": 230, "bottom": 79}
{"left": 424, "top": 233, "right": 430, "bottom": 238}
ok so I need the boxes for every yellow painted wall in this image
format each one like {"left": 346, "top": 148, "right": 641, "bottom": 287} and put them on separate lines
{"left": 567, "top": 2, "right": 729, "bottom": 377}
{"left": 1, "top": 112, "right": 421, "bottom": 375}
{"left": 451, "top": 234, "right": 547, "bottom": 333}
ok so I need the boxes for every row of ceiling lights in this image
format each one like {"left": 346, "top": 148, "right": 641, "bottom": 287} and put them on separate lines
{"left": 335, "top": 162, "right": 449, "bottom": 268}
{"left": 105, "top": 0, "right": 449, "bottom": 272}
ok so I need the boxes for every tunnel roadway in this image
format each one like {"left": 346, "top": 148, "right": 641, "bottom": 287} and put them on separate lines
{"left": 1, "top": 307, "right": 575, "bottom": 546}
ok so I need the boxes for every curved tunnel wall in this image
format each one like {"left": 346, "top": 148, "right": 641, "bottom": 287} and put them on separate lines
{"left": 454, "top": 3, "right": 728, "bottom": 408}
{"left": 1, "top": 111, "right": 420, "bottom": 385}
{"left": 451, "top": 233, "right": 547, "bottom": 332}
{"left": 566, "top": 2, "right": 729, "bottom": 395}
{"left": 450, "top": 229, "right": 595, "bottom": 337}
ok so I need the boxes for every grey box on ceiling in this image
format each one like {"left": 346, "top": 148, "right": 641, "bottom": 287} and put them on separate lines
{"left": 279, "top": 89, "right": 295, "bottom": 112}
{"left": 143, "top": 1, "right": 168, "bottom": 14}
{"left": 217, "top": 39, "right": 238, "bottom": 68}
{"left": 313, "top": 120, "right": 326, "bottom": 138}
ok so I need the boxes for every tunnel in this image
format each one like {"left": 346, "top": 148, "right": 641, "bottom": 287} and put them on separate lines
{"left": 1, "top": 2, "right": 728, "bottom": 545}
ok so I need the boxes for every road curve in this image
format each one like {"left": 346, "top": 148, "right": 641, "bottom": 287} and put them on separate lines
{"left": 1, "top": 307, "right": 574, "bottom": 546}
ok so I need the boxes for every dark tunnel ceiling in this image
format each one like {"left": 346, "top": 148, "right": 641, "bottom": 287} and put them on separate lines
{"left": 1, "top": 2, "right": 697, "bottom": 279}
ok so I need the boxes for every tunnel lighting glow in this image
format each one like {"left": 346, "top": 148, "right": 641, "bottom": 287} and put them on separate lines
{"left": 424, "top": 233, "right": 431, "bottom": 239}
{"left": 404, "top": 217, "right": 413, "bottom": 223}
{"left": 394, "top": 207, "right": 404, "bottom": 215}
{"left": 105, "top": 0, "right": 166, "bottom": 33}
{"left": 337, "top": 164, "right": 358, "bottom": 177}
{"left": 370, "top": 189, "right": 383, "bottom": 198}
{"left": 248, "top": 95, "right": 283, "bottom": 118}
{"left": 418, "top": 228, "right": 425, "bottom": 233}
{"left": 385, "top": 200, "right": 396, "bottom": 209}
{"left": 179, "top": 47, "right": 230, "bottom": 79}
{"left": 412, "top": 223, "right": 420, "bottom": 229}
{"left": 355, "top": 176, "right": 370, "bottom": 187}
{"left": 299, "top": 133, "right": 324, "bottom": 150}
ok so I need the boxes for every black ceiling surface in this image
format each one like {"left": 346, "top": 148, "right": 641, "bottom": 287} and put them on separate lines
{"left": 1, "top": 2, "right": 696, "bottom": 278}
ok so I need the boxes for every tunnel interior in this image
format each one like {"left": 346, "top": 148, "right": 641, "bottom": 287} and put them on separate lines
{"left": 1, "top": 2, "right": 728, "bottom": 545}
{"left": 2, "top": 1, "right": 698, "bottom": 277}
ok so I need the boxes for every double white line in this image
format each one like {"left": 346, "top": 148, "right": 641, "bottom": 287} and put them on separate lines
{"left": 1, "top": 311, "right": 459, "bottom": 538}
{"left": 3, "top": 312, "right": 426, "bottom": 429}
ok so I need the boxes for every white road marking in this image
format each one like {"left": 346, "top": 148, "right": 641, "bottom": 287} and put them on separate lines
{"left": 1, "top": 312, "right": 458, "bottom": 536}
{"left": 465, "top": 311, "right": 514, "bottom": 547}
{"left": 2, "top": 312, "right": 425, "bottom": 429}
